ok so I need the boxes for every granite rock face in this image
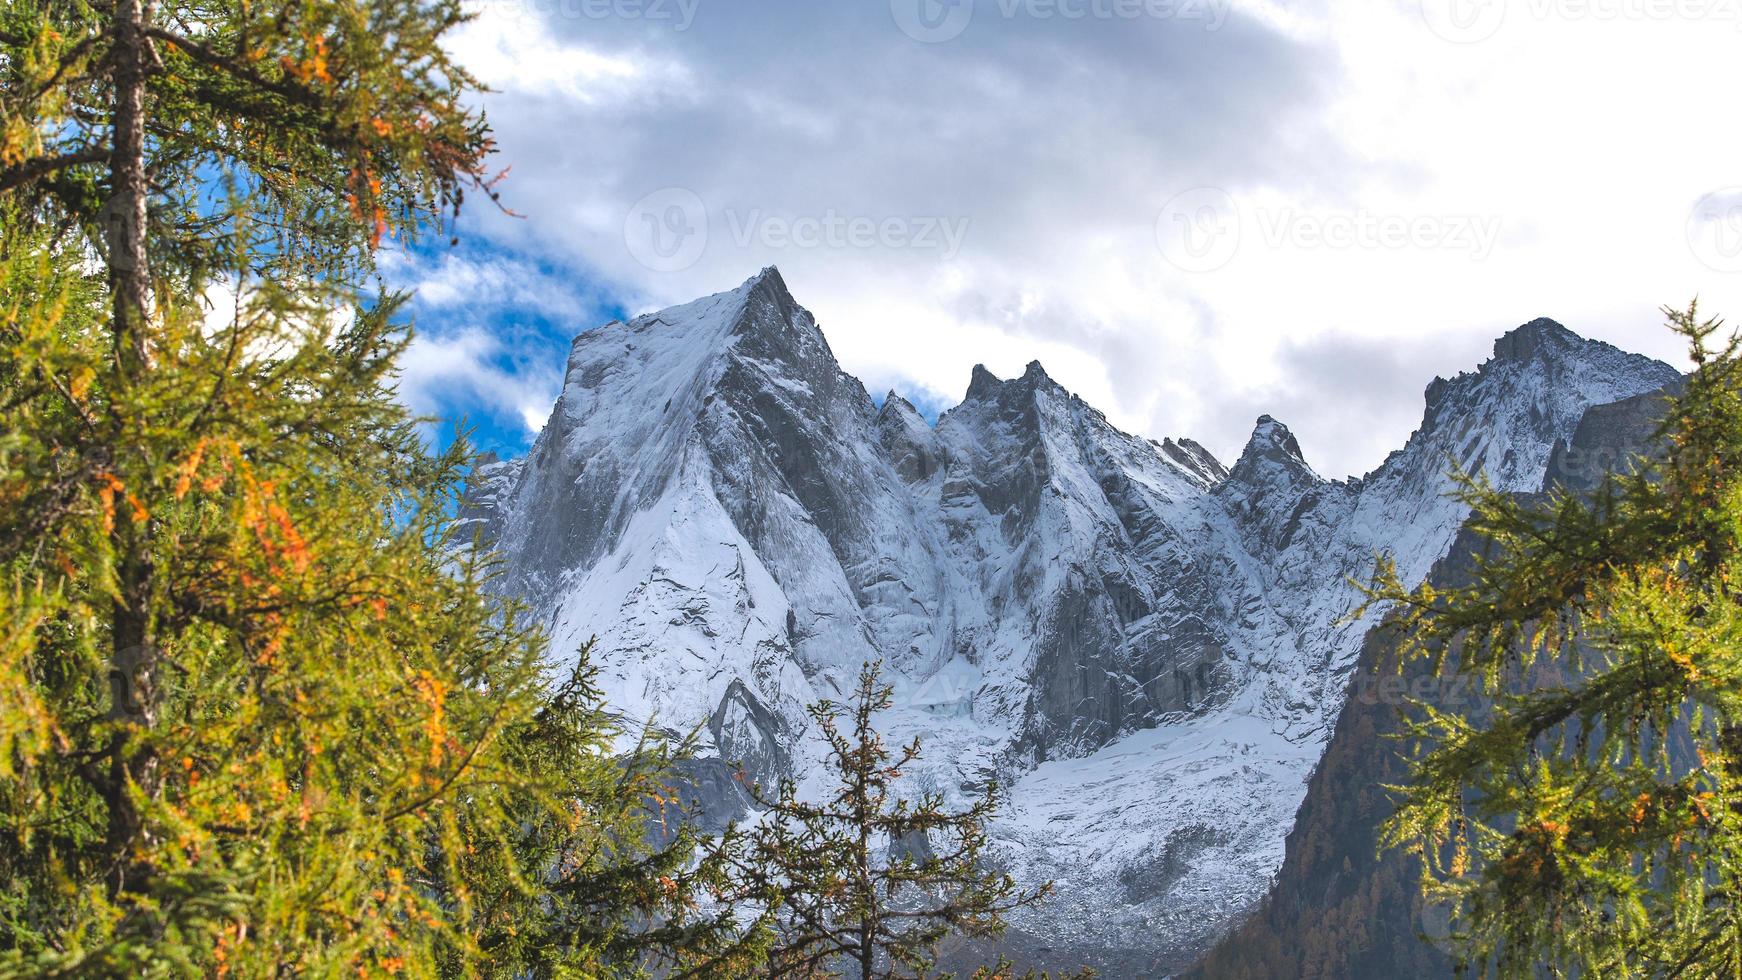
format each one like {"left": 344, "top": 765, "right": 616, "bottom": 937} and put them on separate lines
{"left": 465, "top": 270, "right": 1681, "bottom": 976}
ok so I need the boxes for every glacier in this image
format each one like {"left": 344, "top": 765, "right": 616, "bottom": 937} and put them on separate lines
{"left": 462, "top": 267, "right": 1679, "bottom": 975}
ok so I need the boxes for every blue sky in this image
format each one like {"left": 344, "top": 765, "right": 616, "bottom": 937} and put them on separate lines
{"left": 388, "top": 0, "right": 1742, "bottom": 479}
{"left": 384, "top": 233, "right": 618, "bottom": 457}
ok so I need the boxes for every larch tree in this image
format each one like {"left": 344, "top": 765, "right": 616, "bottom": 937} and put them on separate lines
{"left": 1365, "top": 304, "right": 1742, "bottom": 977}
{"left": 0, "top": 1, "right": 746, "bottom": 974}
{"left": 713, "top": 661, "right": 1072, "bottom": 980}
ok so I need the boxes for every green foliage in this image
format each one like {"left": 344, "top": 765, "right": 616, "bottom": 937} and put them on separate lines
{"left": 431, "top": 646, "right": 759, "bottom": 979}
{"left": 1365, "top": 303, "right": 1742, "bottom": 977}
{"left": 0, "top": 0, "right": 745, "bottom": 975}
{"left": 712, "top": 662, "right": 1080, "bottom": 980}
{"left": 1, "top": 0, "right": 495, "bottom": 292}
{"left": 0, "top": 220, "right": 739, "bottom": 976}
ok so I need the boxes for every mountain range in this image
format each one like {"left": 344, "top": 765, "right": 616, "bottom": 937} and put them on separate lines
{"left": 462, "top": 268, "right": 1680, "bottom": 976}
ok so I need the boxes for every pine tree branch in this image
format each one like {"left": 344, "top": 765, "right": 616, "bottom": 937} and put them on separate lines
{"left": 379, "top": 702, "right": 510, "bottom": 822}
{"left": 0, "top": 146, "right": 111, "bottom": 194}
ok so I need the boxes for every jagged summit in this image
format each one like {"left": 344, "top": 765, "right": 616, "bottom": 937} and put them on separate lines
{"left": 1156, "top": 437, "right": 1229, "bottom": 485}
{"left": 965, "top": 363, "right": 1000, "bottom": 400}
{"left": 878, "top": 389, "right": 918, "bottom": 414}
{"left": 1247, "top": 415, "right": 1307, "bottom": 463}
{"left": 1225, "top": 416, "right": 1313, "bottom": 483}
{"left": 1493, "top": 316, "right": 1579, "bottom": 362}
{"left": 1406, "top": 319, "right": 1679, "bottom": 479}
{"left": 962, "top": 359, "right": 1059, "bottom": 403}
{"left": 740, "top": 263, "right": 794, "bottom": 306}
{"left": 602, "top": 265, "right": 800, "bottom": 346}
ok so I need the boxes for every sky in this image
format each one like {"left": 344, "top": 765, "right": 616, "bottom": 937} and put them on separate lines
{"left": 387, "top": 0, "right": 1742, "bottom": 479}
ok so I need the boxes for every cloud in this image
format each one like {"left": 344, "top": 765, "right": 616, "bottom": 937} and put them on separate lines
{"left": 389, "top": 249, "right": 600, "bottom": 324}
{"left": 1203, "top": 330, "right": 1492, "bottom": 479}
{"left": 380, "top": 247, "right": 607, "bottom": 451}
{"left": 395, "top": 326, "right": 563, "bottom": 437}
{"left": 428, "top": 0, "right": 1734, "bottom": 477}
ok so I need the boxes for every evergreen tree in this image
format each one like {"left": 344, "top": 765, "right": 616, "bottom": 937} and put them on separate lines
{"left": 0, "top": 1, "right": 744, "bottom": 974}
{"left": 714, "top": 661, "right": 1068, "bottom": 980}
{"left": 1365, "top": 303, "right": 1742, "bottom": 976}
{"left": 431, "top": 639, "right": 765, "bottom": 979}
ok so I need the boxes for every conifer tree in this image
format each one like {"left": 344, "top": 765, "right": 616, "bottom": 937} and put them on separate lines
{"left": 1365, "top": 303, "right": 1742, "bottom": 977}
{"left": 718, "top": 661, "right": 1065, "bottom": 980}
{"left": 0, "top": 1, "right": 745, "bottom": 974}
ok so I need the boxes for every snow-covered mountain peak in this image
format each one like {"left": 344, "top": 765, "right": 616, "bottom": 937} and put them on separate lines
{"left": 875, "top": 392, "right": 940, "bottom": 483}
{"left": 468, "top": 274, "right": 1682, "bottom": 975}
{"left": 1493, "top": 315, "right": 1580, "bottom": 362}
{"left": 1226, "top": 415, "right": 1316, "bottom": 488}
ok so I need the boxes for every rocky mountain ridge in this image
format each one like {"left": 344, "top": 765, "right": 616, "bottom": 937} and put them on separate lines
{"left": 463, "top": 269, "right": 1680, "bottom": 975}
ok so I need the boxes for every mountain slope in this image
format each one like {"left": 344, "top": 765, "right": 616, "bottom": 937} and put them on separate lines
{"left": 467, "top": 270, "right": 1679, "bottom": 975}
{"left": 1188, "top": 380, "right": 1681, "bottom": 980}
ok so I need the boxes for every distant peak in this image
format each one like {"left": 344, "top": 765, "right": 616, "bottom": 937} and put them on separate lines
{"left": 1249, "top": 415, "right": 1306, "bottom": 461}
{"left": 1493, "top": 317, "right": 1579, "bottom": 362}
{"left": 878, "top": 390, "right": 920, "bottom": 417}
{"left": 721, "top": 265, "right": 816, "bottom": 351}
{"left": 745, "top": 264, "right": 785, "bottom": 288}
{"left": 740, "top": 265, "right": 794, "bottom": 307}
{"left": 1224, "top": 414, "right": 1317, "bottom": 490}
{"left": 966, "top": 364, "right": 1001, "bottom": 401}
{"left": 1023, "top": 360, "right": 1050, "bottom": 382}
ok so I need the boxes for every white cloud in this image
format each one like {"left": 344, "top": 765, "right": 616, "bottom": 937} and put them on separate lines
{"left": 446, "top": 3, "right": 694, "bottom": 104}
{"left": 387, "top": 249, "right": 596, "bottom": 323}
{"left": 443, "top": 0, "right": 1736, "bottom": 477}
{"left": 396, "top": 326, "right": 561, "bottom": 436}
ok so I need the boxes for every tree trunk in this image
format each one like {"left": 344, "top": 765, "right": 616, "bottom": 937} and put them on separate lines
{"left": 108, "top": 0, "right": 153, "bottom": 371}
{"left": 103, "top": 0, "right": 161, "bottom": 899}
